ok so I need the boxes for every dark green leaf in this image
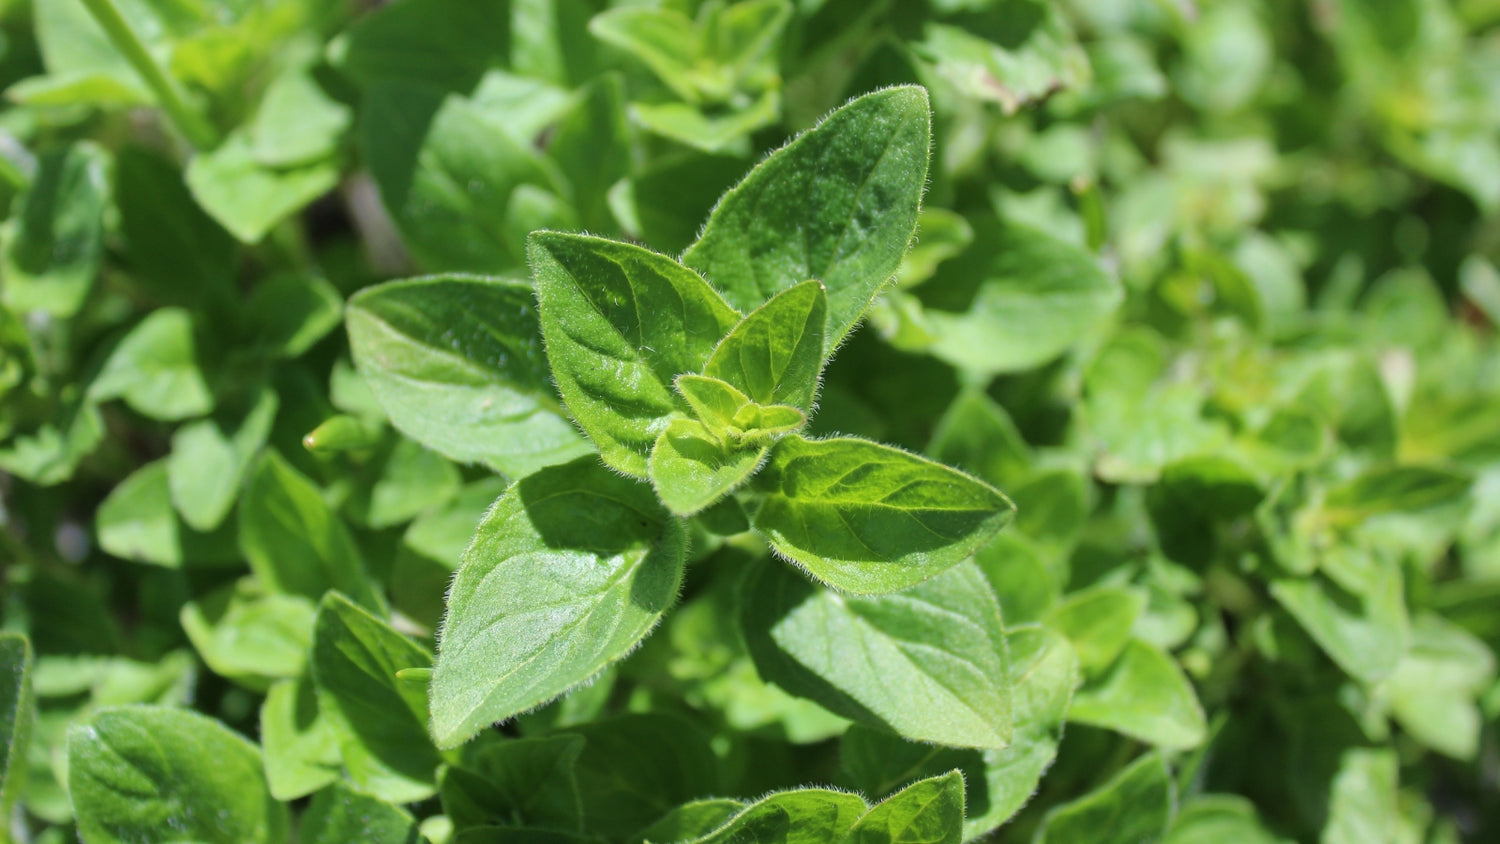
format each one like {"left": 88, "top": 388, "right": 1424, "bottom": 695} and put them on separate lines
{"left": 0, "top": 143, "right": 108, "bottom": 317}
{"left": 311, "top": 592, "right": 442, "bottom": 802}
{"left": 683, "top": 86, "right": 931, "bottom": 348}
{"left": 68, "top": 705, "right": 289, "bottom": 844}
{"left": 1034, "top": 752, "right": 1172, "bottom": 844}
{"left": 247, "top": 274, "right": 344, "bottom": 359}
{"left": 564, "top": 713, "right": 720, "bottom": 839}
{"left": 684, "top": 787, "right": 867, "bottom": 844}
{"left": 530, "top": 231, "right": 740, "bottom": 476}
{"left": 302, "top": 781, "right": 426, "bottom": 844}
{"left": 844, "top": 771, "right": 964, "bottom": 843}
{"left": 750, "top": 435, "right": 1014, "bottom": 593}
{"left": 637, "top": 799, "right": 746, "bottom": 843}
{"left": 430, "top": 458, "right": 686, "bottom": 748}
{"left": 441, "top": 734, "right": 585, "bottom": 831}
{"left": 0, "top": 633, "right": 34, "bottom": 822}
{"left": 114, "top": 145, "right": 236, "bottom": 306}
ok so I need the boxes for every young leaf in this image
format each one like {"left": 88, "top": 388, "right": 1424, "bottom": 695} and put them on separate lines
{"left": 259, "top": 677, "right": 342, "bottom": 801}
{"left": 742, "top": 559, "right": 1013, "bottom": 749}
{"left": 1033, "top": 752, "right": 1172, "bottom": 844}
{"left": 1, "top": 143, "right": 108, "bottom": 318}
{"left": 312, "top": 592, "right": 442, "bottom": 803}
{"left": 181, "top": 583, "right": 316, "bottom": 690}
{"left": 1046, "top": 587, "right": 1146, "bottom": 675}
{"left": 750, "top": 435, "right": 1014, "bottom": 593}
{"left": 1, "top": 634, "right": 34, "bottom": 823}
{"left": 68, "top": 705, "right": 290, "bottom": 844}
{"left": 703, "top": 279, "right": 828, "bottom": 411}
{"left": 683, "top": 86, "right": 931, "bottom": 348}
{"left": 676, "top": 373, "right": 757, "bottom": 433}
{"left": 844, "top": 771, "right": 964, "bottom": 844}
{"left": 97, "top": 458, "right": 239, "bottom": 568}
{"left": 530, "top": 231, "right": 740, "bottom": 476}
{"left": 650, "top": 417, "right": 770, "bottom": 516}
{"left": 301, "top": 781, "right": 427, "bottom": 844}
{"left": 185, "top": 131, "right": 340, "bottom": 244}
{"left": 347, "top": 274, "right": 591, "bottom": 477}
{"left": 88, "top": 307, "right": 215, "bottom": 422}
{"left": 167, "top": 386, "right": 278, "bottom": 532}
{"left": 238, "top": 450, "right": 383, "bottom": 611}
{"left": 431, "top": 458, "right": 687, "bottom": 748}
{"left": 1067, "top": 639, "right": 1208, "bottom": 750}
{"left": 684, "top": 788, "right": 868, "bottom": 844}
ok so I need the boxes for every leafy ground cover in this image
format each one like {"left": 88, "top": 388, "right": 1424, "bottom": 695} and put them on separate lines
{"left": 3, "top": 0, "right": 1500, "bottom": 841}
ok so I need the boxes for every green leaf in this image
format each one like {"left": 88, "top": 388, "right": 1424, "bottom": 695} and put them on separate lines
{"left": 1067, "top": 639, "right": 1207, "bottom": 750}
{"left": 342, "top": 438, "right": 462, "bottom": 530}
{"left": 911, "top": 7, "right": 1090, "bottom": 112}
{"left": 650, "top": 417, "right": 770, "bottom": 516}
{"left": 530, "top": 231, "right": 740, "bottom": 476}
{"left": 704, "top": 280, "right": 828, "bottom": 412}
{"left": 743, "top": 559, "right": 1013, "bottom": 749}
{"left": 238, "top": 450, "right": 382, "bottom": 611}
{"left": 632, "top": 92, "right": 783, "bottom": 154}
{"left": 364, "top": 87, "right": 568, "bottom": 272}
{"left": 330, "top": 0, "right": 504, "bottom": 92}
{"left": 921, "top": 217, "right": 1121, "bottom": 375}
{"left": 927, "top": 388, "right": 1031, "bottom": 489}
{"left": 96, "top": 458, "right": 239, "bottom": 568}
{"left": 637, "top": 799, "right": 746, "bottom": 843}
{"left": 347, "top": 274, "right": 591, "bottom": 477}
{"left": 750, "top": 435, "right": 1015, "bottom": 593}
{"left": 673, "top": 374, "right": 807, "bottom": 443}
{"left": 0, "top": 143, "right": 108, "bottom": 317}
{"left": 186, "top": 131, "right": 340, "bottom": 243}
{"left": 589, "top": 7, "right": 700, "bottom": 102}
{"left": 841, "top": 625, "right": 1077, "bottom": 840}
{"left": 1046, "top": 587, "right": 1146, "bottom": 675}
{"left": 259, "top": 676, "right": 341, "bottom": 801}
{"left": 440, "top": 734, "right": 586, "bottom": 831}
{"left": 68, "top": 705, "right": 289, "bottom": 844}
{"left": 1165, "top": 796, "right": 1291, "bottom": 844}
{"left": 88, "top": 307, "right": 215, "bottom": 422}
{"left": 302, "top": 781, "right": 426, "bottom": 844}
{"left": 1321, "top": 465, "right": 1473, "bottom": 528}
{"left": 167, "top": 386, "right": 278, "bottom": 532}
{"left": 114, "top": 145, "right": 236, "bottom": 306}
{"left": 0, "top": 633, "right": 34, "bottom": 823}
{"left": 683, "top": 788, "right": 868, "bottom": 844}
{"left": 247, "top": 274, "right": 344, "bottom": 359}
{"left": 247, "top": 69, "right": 351, "bottom": 169}
{"left": 1379, "top": 613, "right": 1496, "bottom": 761}
{"left": 548, "top": 73, "right": 631, "bottom": 232}
{"left": 844, "top": 771, "right": 964, "bottom": 843}
{"left": 1271, "top": 552, "right": 1409, "bottom": 684}
{"left": 563, "top": 713, "right": 721, "bottom": 840}
{"left": 1034, "top": 752, "right": 1172, "bottom": 844}
{"left": 1322, "top": 748, "right": 1398, "bottom": 844}
{"left": 181, "top": 581, "right": 316, "bottom": 690}
{"left": 311, "top": 592, "right": 442, "bottom": 803}
{"left": 430, "top": 458, "right": 687, "bottom": 748}
{"left": 683, "top": 86, "right": 931, "bottom": 348}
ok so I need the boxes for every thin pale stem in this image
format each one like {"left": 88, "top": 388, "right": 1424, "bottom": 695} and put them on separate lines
{"left": 75, "top": 0, "right": 219, "bottom": 150}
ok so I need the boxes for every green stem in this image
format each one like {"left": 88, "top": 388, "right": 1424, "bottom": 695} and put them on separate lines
{"left": 76, "top": 0, "right": 219, "bottom": 150}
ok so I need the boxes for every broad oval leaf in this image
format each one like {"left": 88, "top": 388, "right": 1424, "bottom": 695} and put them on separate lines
{"left": 311, "top": 592, "right": 442, "bottom": 802}
{"left": 431, "top": 457, "right": 687, "bottom": 748}
{"left": 922, "top": 216, "right": 1122, "bottom": 375}
{"left": 704, "top": 279, "right": 828, "bottom": 411}
{"left": 742, "top": 558, "right": 1013, "bottom": 749}
{"left": 683, "top": 86, "right": 931, "bottom": 348}
{"left": 346, "top": 274, "right": 591, "bottom": 478}
{"left": 650, "top": 417, "right": 769, "bottom": 516}
{"left": 530, "top": 231, "right": 741, "bottom": 477}
{"left": 751, "top": 435, "right": 1014, "bottom": 593}
{"left": 301, "top": 781, "right": 424, "bottom": 844}
{"left": 686, "top": 787, "right": 868, "bottom": 844}
{"left": 1066, "top": 639, "right": 1207, "bottom": 750}
{"left": 68, "top": 705, "right": 289, "bottom": 844}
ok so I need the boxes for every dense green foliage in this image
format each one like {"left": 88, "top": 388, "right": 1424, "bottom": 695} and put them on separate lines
{"left": 2, "top": 0, "right": 1500, "bottom": 842}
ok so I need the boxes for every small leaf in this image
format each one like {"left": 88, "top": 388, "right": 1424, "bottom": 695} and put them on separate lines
{"left": 238, "top": 451, "right": 382, "bottom": 611}
{"left": 588, "top": 8, "right": 700, "bottom": 102}
{"left": 637, "top": 799, "right": 746, "bottom": 843}
{"left": 181, "top": 582, "right": 316, "bottom": 690}
{"left": 1, "top": 143, "right": 108, "bottom": 317}
{"left": 1034, "top": 752, "right": 1172, "bottom": 844}
{"left": 186, "top": 131, "right": 340, "bottom": 244}
{"left": 259, "top": 677, "right": 341, "bottom": 801}
{"left": 684, "top": 788, "right": 867, "bottom": 844}
{"left": 844, "top": 771, "right": 964, "bottom": 844}
{"left": 0, "top": 633, "right": 34, "bottom": 822}
{"left": 311, "top": 592, "right": 442, "bottom": 803}
{"left": 751, "top": 435, "right": 1014, "bottom": 593}
{"left": 704, "top": 280, "right": 828, "bottom": 411}
{"left": 1322, "top": 748, "right": 1398, "bottom": 844}
{"left": 88, "top": 308, "right": 215, "bottom": 422}
{"left": 247, "top": 273, "right": 344, "bottom": 359}
{"left": 650, "top": 417, "right": 769, "bottom": 516}
{"left": 1165, "top": 796, "right": 1291, "bottom": 844}
{"left": 246, "top": 69, "right": 351, "bottom": 169}
{"left": 1271, "top": 552, "right": 1409, "bottom": 684}
{"left": 1046, "top": 587, "right": 1146, "bottom": 675}
{"left": 68, "top": 705, "right": 289, "bottom": 844}
{"left": 1379, "top": 613, "right": 1495, "bottom": 761}
{"left": 347, "top": 274, "right": 591, "bottom": 477}
{"left": 676, "top": 373, "right": 756, "bottom": 433}
{"left": 431, "top": 458, "right": 686, "bottom": 748}
{"left": 167, "top": 386, "right": 278, "bottom": 532}
{"left": 97, "top": 459, "right": 240, "bottom": 568}
{"left": 530, "top": 231, "right": 740, "bottom": 476}
{"left": 743, "top": 559, "right": 1013, "bottom": 749}
{"left": 301, "top": 782, "right": 426, "bottom": 844}
{"left": 1067, "top": 639, "right": 1207, "bottom": 750}
{"left": 684, "top": 86, "right": 931, "bottom": 348}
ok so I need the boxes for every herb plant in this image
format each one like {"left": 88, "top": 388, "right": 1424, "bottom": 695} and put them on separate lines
{"left": 3, "top": 0, "right": 1500, "bottom": 843}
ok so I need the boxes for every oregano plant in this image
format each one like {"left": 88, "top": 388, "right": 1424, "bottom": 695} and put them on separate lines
{"left": 347, "top": 86, "right": 1017, "bottom": 751}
